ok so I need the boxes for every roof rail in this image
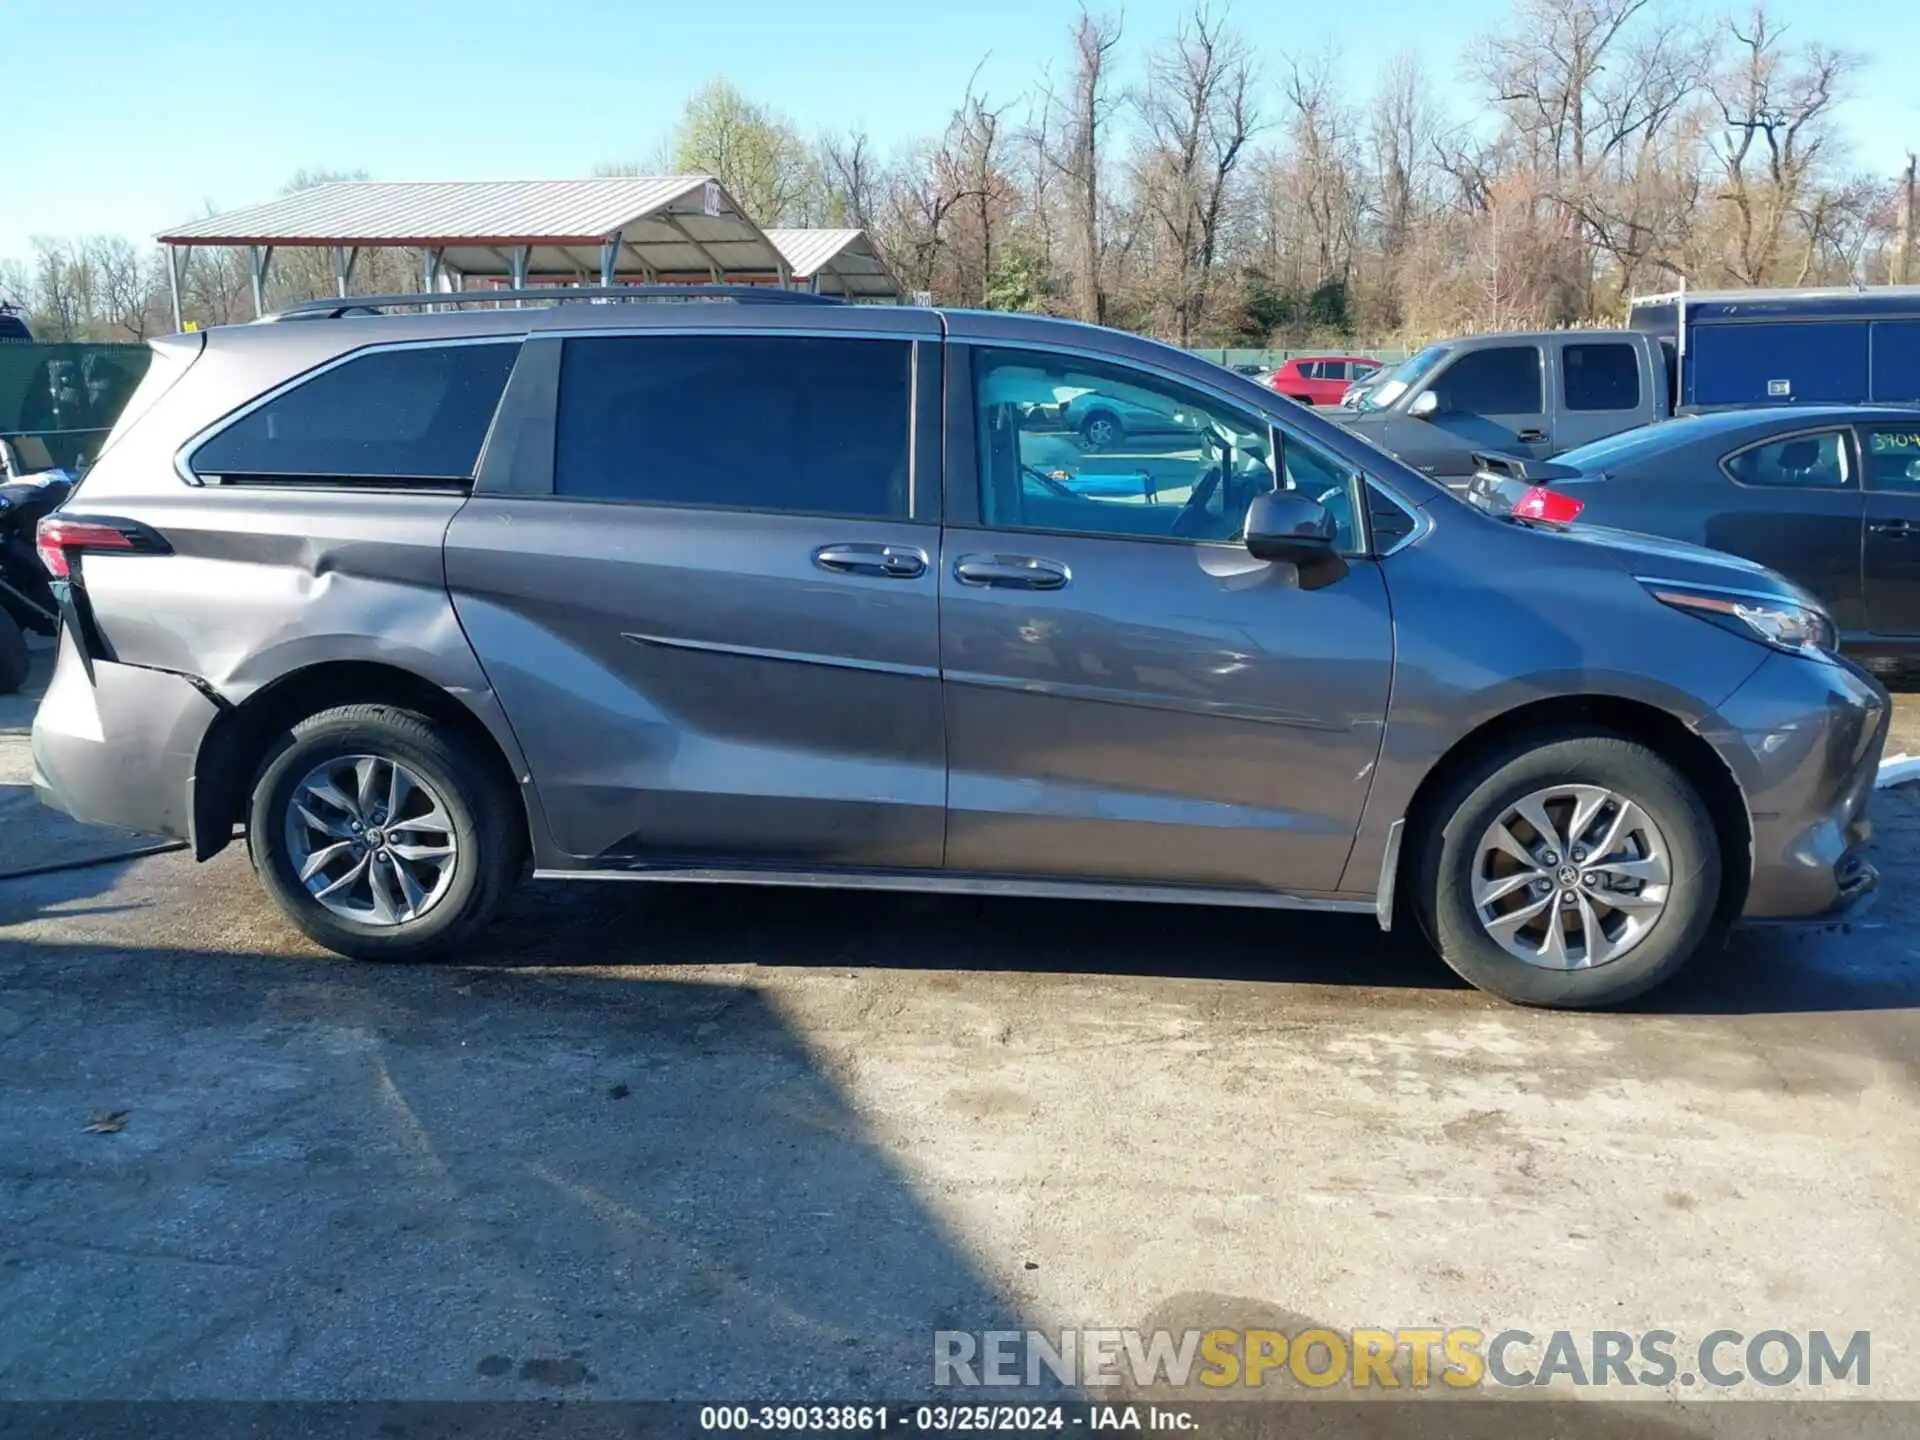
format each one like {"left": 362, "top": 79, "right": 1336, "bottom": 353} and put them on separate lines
{"left": 271, "top": 284, "right": 843, "bottom": 320}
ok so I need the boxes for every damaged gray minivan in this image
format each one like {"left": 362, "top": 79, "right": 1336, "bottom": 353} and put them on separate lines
{"left": 32, "top": 288, "right": 1888, "bottom": 1007}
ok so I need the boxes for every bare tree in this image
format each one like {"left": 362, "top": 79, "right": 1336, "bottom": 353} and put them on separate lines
{"left": 1043, "top": 8, "right": 1124, "bottom": 324}
{"left": 1709, "top": 6, "right": 1856, "bottom": 285}
{"left": 87, "top": 236, "right": 161, "bottom": 340}
{"left": 1134, "top": 5, "right": 1258, "bottom": 344}
{"left": 819, "top": 129, "right": 882, "bottom": 229}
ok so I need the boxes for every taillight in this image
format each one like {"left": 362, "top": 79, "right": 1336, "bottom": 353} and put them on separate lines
{"left": 1511, "top": 486, "right": 1584, "bottom": 526}
{"left": 35, "top": 515, "right": 167, "bottom": 579}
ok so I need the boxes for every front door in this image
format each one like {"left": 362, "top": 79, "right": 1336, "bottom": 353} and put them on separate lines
{"left": 1392, "top": 342, "right": 1551, "bottom": 482}
{"left": 1859, "top": 418, "right": 1920, "bottom": 637}
{"left": 445, "top": 326, "right": 947, "bottom": 869}
{"left": 938, "top": 342, "right": 1394, "bottom": 896}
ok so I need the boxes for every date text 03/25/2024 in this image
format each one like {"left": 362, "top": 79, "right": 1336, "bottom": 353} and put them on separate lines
{"left": 697, "top": 1405, "right": 1194, "bottom": 1432}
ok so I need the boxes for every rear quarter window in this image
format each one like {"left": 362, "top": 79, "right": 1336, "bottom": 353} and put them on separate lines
{"left": 1722, "top": 430, "right": 1850, "bottom": 489}
{"left": 191, "top": 341, "right": 519, "bottom": 483}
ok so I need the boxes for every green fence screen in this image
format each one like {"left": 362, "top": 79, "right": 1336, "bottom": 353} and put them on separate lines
{"left": 0, "top": 341, "right": 152, "bottom": 473}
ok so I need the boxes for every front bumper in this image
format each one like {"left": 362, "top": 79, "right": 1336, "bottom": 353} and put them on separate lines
{"left": 31, "top": 628, "right": 221, "bottom": 842}
{"left": 1707, "top": 650, "right": 1890, "bottom": 919}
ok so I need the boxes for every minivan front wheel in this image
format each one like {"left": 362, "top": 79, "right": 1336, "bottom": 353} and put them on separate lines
{"left": 248, "top": 704, "right": 521, "bottom": 961}
{"left": 1413, "top": 732, "right": 1720, "bottom": 1008}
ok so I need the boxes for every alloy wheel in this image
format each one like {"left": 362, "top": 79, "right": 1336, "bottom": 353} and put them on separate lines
{"left": 1470, "top": 783, "right": 1671, "bottom": 970}
{"left": 285, "top": 754, "right": 458, "bottom": 926}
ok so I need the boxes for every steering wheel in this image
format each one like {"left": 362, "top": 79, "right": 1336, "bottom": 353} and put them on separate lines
{"left": 1022, "top": 463, "right": 1078, "bottom": 499}
{"left": 1170, "top": 462, "right": 1227, "bottom": 538}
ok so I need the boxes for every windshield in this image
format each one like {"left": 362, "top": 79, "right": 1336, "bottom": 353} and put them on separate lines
{"left": 1356, "top": 344, "right": 1450, "bottom": 412}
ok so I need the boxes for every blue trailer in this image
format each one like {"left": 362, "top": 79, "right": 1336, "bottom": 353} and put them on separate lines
{"left": 1628, "top": 284, "right": 1920, "bottom": 411}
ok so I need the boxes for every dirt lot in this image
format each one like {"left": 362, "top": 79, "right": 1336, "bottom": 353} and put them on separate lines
{"left": 3, "top": 636, "right": 1918, "bottom": 1411}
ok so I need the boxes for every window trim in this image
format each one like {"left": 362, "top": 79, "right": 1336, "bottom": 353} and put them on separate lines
{"left": 1558, "top": 340, "right": 1644, "bottom": 414}
{"left": 176, "top": 336, "right": 523, "bottom": 490}
{"left": 1718, "top": 425, "right": 1856, "bottom": 492}
{"left": 537, "top": 328, "right": 924, "bottom": 522}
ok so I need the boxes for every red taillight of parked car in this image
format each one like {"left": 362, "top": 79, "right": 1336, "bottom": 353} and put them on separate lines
{"left": 1510, "top": 486, "right": 1584, "bottom": 526}
{"left": 36, "top": 516, "right": 159, "bottom": 579}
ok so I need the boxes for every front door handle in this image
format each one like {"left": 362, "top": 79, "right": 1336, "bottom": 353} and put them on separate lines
{"left": 1517, "top": 428, "right": 1548, "bottom": 444}
{"left": 813, "top": 542, "right": 928, "bottom": 578}
{"left": 1869, "top": 518, "right": 1913, "bottom": 538}
{"left": 953, "top": 554, "right": 1071, "bottom": 590}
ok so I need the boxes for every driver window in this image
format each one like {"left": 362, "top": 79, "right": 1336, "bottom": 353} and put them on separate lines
{"left": 972, "top": 348, "right": 1274, "bottom": 544}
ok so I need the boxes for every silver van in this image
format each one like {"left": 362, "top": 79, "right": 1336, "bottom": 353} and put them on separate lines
{"left": 30, "top": 289, "right": 1888, "bottom": 1008}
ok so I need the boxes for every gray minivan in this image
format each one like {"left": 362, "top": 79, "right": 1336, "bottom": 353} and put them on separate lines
{"left": 30, "top": 289, "right": 1888, "bottom": 1008}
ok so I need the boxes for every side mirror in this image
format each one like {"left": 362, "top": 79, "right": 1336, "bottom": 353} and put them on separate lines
{"left": 1409, "top": 390, "right": 1439, "bottom": 419}
{"left": 1243, "top": 491, "right": 1349, "bottom": 589}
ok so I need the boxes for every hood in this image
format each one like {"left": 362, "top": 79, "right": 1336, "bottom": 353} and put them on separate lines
{"left": 1550, "top": 522, "right": 1822, "bottom": 609}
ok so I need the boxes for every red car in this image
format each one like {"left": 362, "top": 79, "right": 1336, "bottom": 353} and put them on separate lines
{"left": 1267, "top": 355, "right": 1383, "bottom": 407}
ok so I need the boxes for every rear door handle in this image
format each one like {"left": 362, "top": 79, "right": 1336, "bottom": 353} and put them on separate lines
{"left": 813, "top": 542, "right": 928, "bottom": 578}
{"left": 1516, "top": 428, "right": 1548, "bottom": 444}
{"left": 953, "top": 554, "right": 1071, "bottom": 590}
{"left": 1869, "top": 518, "right": 1913, "bottom": 538}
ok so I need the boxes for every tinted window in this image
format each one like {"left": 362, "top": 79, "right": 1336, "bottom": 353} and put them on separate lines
{"left": 555, "top": 335, "right": 910, "bottom": 518}
{"left": 193, "top": 342, "right": 517, "bottom": 481}
{"left": 1862, "top": 424, "right": 1920, "bottom": 492}
{"left": 971, "top": 348, "right": 1359, "bottom": 550}
{"left": 1432, "top": 346, "right": 1542, "bottom": 414}
{"left": 1723, "top": 430, "right": 1849, "bottom": 489}
{"left": 1562, "top": 343, "right": 1640, "bottom": 412}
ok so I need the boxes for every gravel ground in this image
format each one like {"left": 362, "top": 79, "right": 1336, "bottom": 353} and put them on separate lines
{"left": 3, "top": 635, "right": 1917, "bottom": 1420}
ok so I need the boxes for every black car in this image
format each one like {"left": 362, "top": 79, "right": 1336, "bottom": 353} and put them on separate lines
{"left": 1466, "top": 406, "right": 1920, "bottom": 661}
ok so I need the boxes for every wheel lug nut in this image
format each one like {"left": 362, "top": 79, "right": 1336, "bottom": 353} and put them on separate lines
{"left": 1561, "top": 890, "right": 1579, "bottom": 906}
{"left": 1572, "top": 847, "right": 1586, "bottom": 861}
{"left": 1541, "top": 852, "right": 1558, "bottom": 866}
{"left": 1582, "top": 872, "right": 1598, "bottom": 887}
{"left": 1533, "top": 879, "right": 1552, "bottom": 895}
{"left": 376, "top": 849, "right": 390, "bottom": 863}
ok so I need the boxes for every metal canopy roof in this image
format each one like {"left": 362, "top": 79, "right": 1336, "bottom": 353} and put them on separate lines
{"left": 156, "top": 176, "right": 789, "bottom": 284}
{"left": 764, "top": 228, "right": 901, "bottom": 299}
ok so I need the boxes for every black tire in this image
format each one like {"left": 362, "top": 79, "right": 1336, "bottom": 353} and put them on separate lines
{"left": 247, "top": 703, "right": 522, "bottom": 961}
{"left": 0, "top": 609, "right": 28, "bottom": 695}
{"left": 1411, "top": 730, "right": 1720, "bottom": 1008}
{"left": 1080, "top": 409, "right": 1123, "bottom": 450}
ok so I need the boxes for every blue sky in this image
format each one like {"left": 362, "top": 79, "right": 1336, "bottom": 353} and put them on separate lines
{"left": 3, "top": 0, "right": 1915, "bottom": 265}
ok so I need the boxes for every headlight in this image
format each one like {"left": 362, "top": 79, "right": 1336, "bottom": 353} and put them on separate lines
{"left": 1646, "top": 583, "right": 1836, "bottom": 657}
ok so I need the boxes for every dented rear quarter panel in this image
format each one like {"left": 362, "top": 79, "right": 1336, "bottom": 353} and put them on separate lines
{"left": 59, "top": 316, "right": 551, "bottom": 853}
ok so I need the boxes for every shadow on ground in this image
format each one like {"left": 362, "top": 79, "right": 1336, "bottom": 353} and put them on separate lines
{"left": 0, "top": 935, "right": 1038, "bottom": 1400}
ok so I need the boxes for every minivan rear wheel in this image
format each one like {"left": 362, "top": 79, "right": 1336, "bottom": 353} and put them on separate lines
{"left": 247, "top": 703, "right": 522, "bottom": 961}
{"left": 1412, "top": 731, "right": 1720, "bottom": 1008}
